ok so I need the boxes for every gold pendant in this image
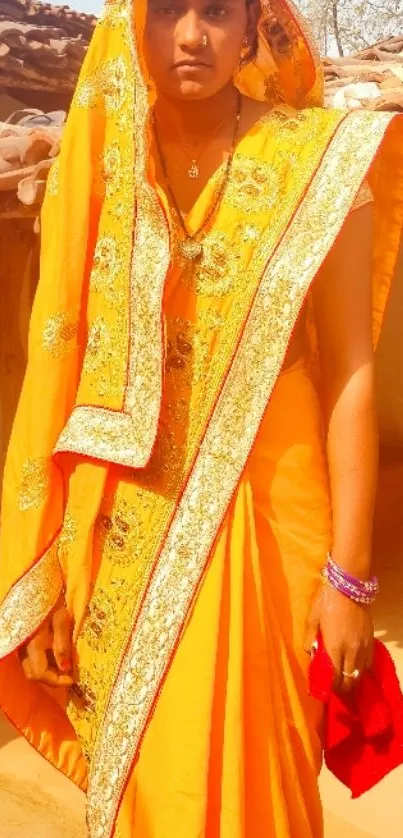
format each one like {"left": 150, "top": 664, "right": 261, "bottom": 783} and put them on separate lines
{"left": 178, "top": 239, "right": 203, "bottom": 261}
{"left": 188, "top": 161, "right": 199, "bottom": 180}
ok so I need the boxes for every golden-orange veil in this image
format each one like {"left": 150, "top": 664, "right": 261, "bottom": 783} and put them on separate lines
{"left": 0, "top": 8, "right": 403, "bottom": 835}
{"left": 1, "top": 0, "right": 401, "bottom": 660}
{"left": 0, "top": 0, "right": 324, "bottom": 643}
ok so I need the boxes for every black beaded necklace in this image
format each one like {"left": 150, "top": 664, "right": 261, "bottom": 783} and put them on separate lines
{"left": 152, "top": 91, "right": 242, "bottom": 262}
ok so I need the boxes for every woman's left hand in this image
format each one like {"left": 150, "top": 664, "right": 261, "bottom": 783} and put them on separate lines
{"left": 303, "top": 583, "right": 374, "bottom": 692}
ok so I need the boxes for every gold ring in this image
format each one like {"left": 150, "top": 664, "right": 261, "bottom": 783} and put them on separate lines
{"left": 342, "top": 668, "right": 360, "bottom": 680}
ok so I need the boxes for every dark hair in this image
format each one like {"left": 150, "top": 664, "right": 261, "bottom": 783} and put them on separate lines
{"left": 243, "top": 0, "right": 259, "bottom": 64}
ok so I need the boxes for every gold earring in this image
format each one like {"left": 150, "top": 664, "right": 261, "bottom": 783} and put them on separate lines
{"left": 239, "top": 37, "right": 251, "bottom": 67}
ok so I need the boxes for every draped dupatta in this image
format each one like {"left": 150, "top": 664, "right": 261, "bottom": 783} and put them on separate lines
{"left": 1, "top": 3, "right": 403, "bottom": 837}
{"left": 0, "top": 0, "right": 325, "bottom": 647}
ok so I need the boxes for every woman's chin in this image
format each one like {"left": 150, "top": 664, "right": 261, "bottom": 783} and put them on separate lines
{"left": 166, "top": 79, "right": 220, "bottom": 102}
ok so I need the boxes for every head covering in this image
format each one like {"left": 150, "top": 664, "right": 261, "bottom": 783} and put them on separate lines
{"left": 237, "top": 0, "right": 323, "bottom": 106}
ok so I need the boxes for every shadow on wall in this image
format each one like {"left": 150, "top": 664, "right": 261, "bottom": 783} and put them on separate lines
{"left": 0, "top": 711, "right": 19, "bottom": 751}
{"left": 373, "top": 445, "right": 403, "bottom": 651}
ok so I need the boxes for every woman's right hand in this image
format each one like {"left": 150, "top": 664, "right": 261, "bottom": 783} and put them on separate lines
{"left": 18, "top": 595, "right": 74, "bottom": 687}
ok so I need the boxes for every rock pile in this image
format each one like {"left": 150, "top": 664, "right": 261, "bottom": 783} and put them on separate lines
{"left": 324, "top": 36, "right": 403, "bottom": 111}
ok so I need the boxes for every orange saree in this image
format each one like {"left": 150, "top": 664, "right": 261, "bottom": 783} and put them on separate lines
{"left": 1, "top": 2, "right": 403, "bottom": 838}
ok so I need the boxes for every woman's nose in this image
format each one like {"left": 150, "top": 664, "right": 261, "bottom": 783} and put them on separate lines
{"left": 176, "top": 11, "right": 205, "bottom": 51}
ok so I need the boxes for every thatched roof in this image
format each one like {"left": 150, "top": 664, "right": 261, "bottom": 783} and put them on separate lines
{"left": 324, "top": 36, "right": 403, "bottom": 111}
{"left": 0, "top": 0, "right": 96, "bottom": 93}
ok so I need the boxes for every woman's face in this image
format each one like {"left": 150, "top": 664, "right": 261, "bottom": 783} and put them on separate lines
{"left": 144, "top": 0, "right": 254, "bottom": 101}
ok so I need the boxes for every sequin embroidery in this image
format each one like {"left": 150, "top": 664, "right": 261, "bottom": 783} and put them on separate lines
{"left": 18, "top": 458, "right": 52, "bottom": 512}
{"left": 42, "top": 313, "right": 78, "bottom": 360}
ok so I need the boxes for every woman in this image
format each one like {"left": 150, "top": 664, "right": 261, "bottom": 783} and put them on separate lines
{"left": 0, "top": 0, "right": 402, "bottom": 836}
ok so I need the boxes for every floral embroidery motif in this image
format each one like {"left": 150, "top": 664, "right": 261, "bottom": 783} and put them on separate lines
{"left": 57, "top": 512, "right": 78, "bottom": 565}
{"left": 73, "top": 75, "right": 99, "bottom": 110}
{"left": 42, "top": 313, "right": 78, "bottom": 359}
{"left": 102, "top": 143, "right": 123, "bottom": 199}
{"left": 69, "top": 667, "right": 99, "bottom": 762}
{"left": 224, "top": 156, "right": 282, "bottom": 213}
{"left": 71, "top": 669, "right": 97, "bottom": 714}
{"left": 18, "top": 457, "right": 52, "bottom": 512}
{"left": 179, "top": 231, "right": 244, "bottom": 298}
{"left": 73, "top": 56, "right": 128, "bottom": 115}
{"left": 81, "top": 588, "right": 118, "bottom": 653}
{"left": 95, "top": 492, "right": 154, "bottom": 568}
{"left": 83, "top": 317, "right": 126, "bottom": 400}
{"left": 101, "top": 56, "right": 128, "bottom": 115}
{"left": 90, "top": 237, "right": 122, "bottom": 300}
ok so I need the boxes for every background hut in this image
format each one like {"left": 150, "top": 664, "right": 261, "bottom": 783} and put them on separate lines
{"left": 0, "top": 0, "right": 95, "bottom": 119}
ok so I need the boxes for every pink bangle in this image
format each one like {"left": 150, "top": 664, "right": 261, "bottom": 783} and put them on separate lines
{"left": 321, "top": 554, "right": 379, "bottom": 605}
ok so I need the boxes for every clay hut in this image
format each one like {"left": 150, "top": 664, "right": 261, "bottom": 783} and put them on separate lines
{"left": 0, "top": 0, "right": 96, "bottom": 119}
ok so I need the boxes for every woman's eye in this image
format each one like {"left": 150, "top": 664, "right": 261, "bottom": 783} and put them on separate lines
{"left": 205, "top": 4, "right": 229, "bottom": 17}
{"left": 157, "top": 4, "right": 181, "bottom": 15}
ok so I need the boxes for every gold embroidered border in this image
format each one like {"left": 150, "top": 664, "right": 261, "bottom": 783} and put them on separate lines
{"left": 55, "top": 407, "right": 148, "bottom": 467}
{"left": 54, "top": 1, "right": 170, "bottom": 469}
{"left": 124, "top": 1, "right": 170, "bottom": 436}
{"left": 0, "top": 543, "right": 62, "bottom": 658}
{"left": 85, "top": 111, "right": 395, "bottom": 838}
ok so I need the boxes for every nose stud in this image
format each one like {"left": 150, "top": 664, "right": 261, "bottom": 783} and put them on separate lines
{"left": 202, "top": 34, "right": 208, "bottom": 48}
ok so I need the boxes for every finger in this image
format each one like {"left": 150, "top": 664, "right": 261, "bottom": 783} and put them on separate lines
{"left": 18, "top": 637, "right": 43, "bottom": 680}
{"left": 303, "top": 617, "right": 319, "bottom": 655}
{"left": 52, "top": 605, "right": 73, "bottom": 672}
{"left": 20, "top": 653, "right": 34, "bottom": 682}
{"left": 363, "top": 635, "right": 374, "bottom": 670}
{"left": 35, "top": 669, "right": 74, "bottom": 688}
{"left": 326, "top": 646, "right": 344, "bottom": 690}
{"left": 22, "top": 648, "right": 73, "bottom": 687}
{"left": 340, "top": 647, "right": 361, "bottom": 693}
{"left": 26, "top": 641, "right": 50, "bottom": 681}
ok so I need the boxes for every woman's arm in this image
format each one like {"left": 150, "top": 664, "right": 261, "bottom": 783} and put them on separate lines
{"left": 314, "top": 203, "right": 377, "bottom": 580}
{"left": 304, "top": 203, "right": 376, "bottom": 689}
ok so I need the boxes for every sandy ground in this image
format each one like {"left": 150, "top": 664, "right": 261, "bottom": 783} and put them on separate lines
{"left": 0, "top": 457, "right": 402, "bottom": 838}
{"left": 0, "top": 709, "right": 379, "bottom": 838}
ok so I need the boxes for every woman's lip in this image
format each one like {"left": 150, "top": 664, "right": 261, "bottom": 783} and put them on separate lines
{"left": 173, "top": 61, "right": 210, "bottom": 70}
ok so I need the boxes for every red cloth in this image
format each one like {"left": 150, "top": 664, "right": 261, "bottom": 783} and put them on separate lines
{"left": 309, "top": 636, "right": 403, "bottom": 797}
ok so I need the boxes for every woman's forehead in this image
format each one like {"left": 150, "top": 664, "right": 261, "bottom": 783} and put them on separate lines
{"left": 148, "top": 0, "right": 247, "bottom": 7}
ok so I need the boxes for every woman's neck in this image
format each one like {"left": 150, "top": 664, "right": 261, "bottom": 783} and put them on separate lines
{"left": 154, "top": 84, "right": 239, "bottom": 141}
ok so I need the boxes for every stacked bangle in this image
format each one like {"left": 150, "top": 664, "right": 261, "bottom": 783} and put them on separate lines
{"left": 321, "top": 553, "right": 379, "bottom": 605}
